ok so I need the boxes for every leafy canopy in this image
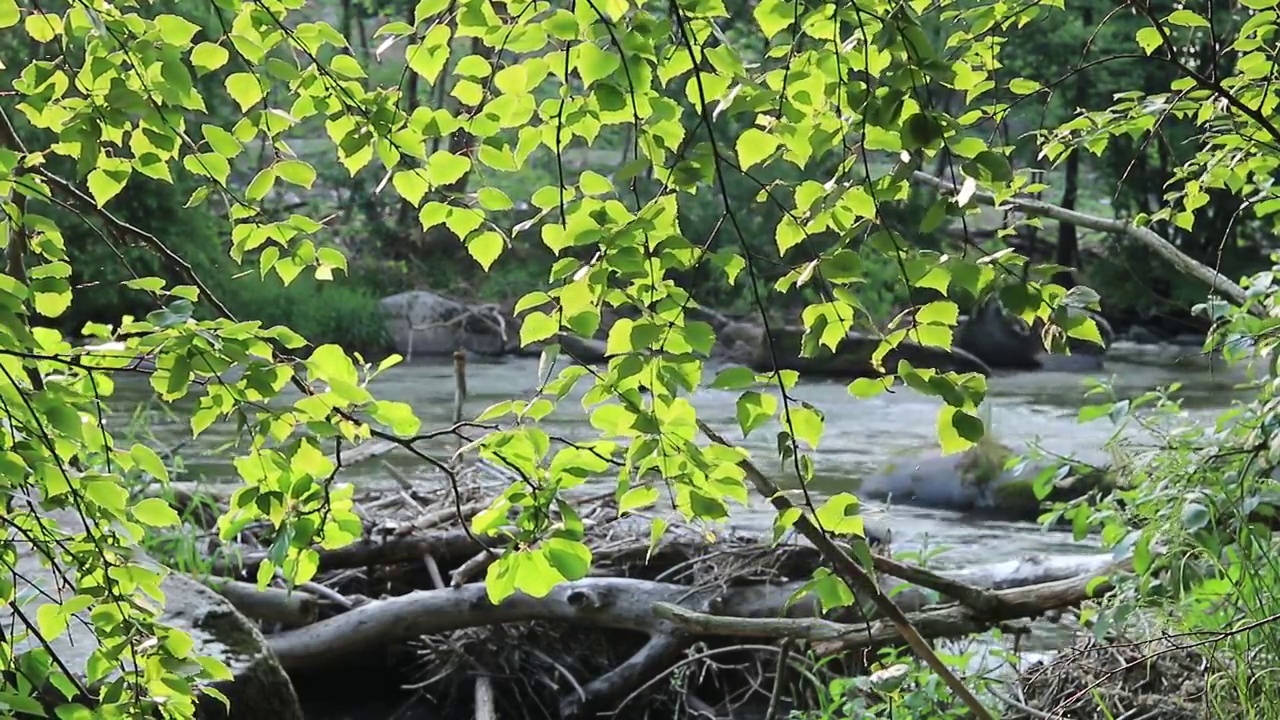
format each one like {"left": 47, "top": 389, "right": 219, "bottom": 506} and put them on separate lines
{"left": 0, "top": 0, "right": 1178, "bottom": 714}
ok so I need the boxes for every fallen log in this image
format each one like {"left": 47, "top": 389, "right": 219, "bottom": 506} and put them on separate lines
{"left": 210, "top": 529, "right": 503, "bottom": 578}
{"left": 203, "top": 577, "right": 320, "bottom": 628}
{"left": 266, "top": 555, "right": 1124, "bottom": 674}
{"left": 813, "top": 564, "right": 1123, "bottom": 655}
{"left": 650, "top": 562, "right": 1120, "bottom": 655}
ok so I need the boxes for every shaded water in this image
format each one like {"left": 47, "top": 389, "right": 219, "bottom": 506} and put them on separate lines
{"left": 107, "top": 354, "right": 1249, "bottom": 568}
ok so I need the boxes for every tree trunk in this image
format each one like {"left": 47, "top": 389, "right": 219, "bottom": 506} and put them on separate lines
{"left": 1053, "top": 146, "right": 1080, "bottom": 289}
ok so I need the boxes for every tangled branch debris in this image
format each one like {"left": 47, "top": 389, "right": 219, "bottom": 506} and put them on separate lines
{"left": 147, "top": 460, "right": 1130, "bottom": 718}
{"left": 1007, "top": 636, "right": 1220, "bottom": 720}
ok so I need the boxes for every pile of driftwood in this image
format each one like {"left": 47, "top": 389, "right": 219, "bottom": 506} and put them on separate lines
{"left": 152, "top": 446, "right": 1132, "bottom": 720}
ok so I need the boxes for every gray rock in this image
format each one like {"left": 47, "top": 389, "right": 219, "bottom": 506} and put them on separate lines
{"left": 380, "top": 291, "right": 511, "bottom": 357}
{"left": 956, "top": 298, "right": 1113, "bottom": 371}
{"left": 3, "top": 507, "right": 302, "bottom": 719}
{"left": 1124, "top": 325, "right": 1163, "bottom": 345}
{"left": 855, "top": 445, "right": 1109, "bottom": 520}
{"left": 733, "top": 325, "right": 993, "bottom": 379}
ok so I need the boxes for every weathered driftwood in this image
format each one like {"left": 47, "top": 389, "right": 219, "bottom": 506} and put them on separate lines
{"left": 651, "top": 561, "right": 1120, "bottom": 656}
{"left": 210, "top": 529, "right": 503, "bottom": 578}
{"left": 202, "top": 577, "right": 320, "bottom": 627}
{"left": 266, "top": 553, "right": 1122, "bottom": 674}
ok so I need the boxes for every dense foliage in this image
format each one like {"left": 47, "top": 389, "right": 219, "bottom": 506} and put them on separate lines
{"left": 2, "top": 0, "right": 1280, "bottom": 717}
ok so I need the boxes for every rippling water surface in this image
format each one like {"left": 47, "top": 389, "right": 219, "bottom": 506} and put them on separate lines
{"left": 106, "top": 352, "right": 1250, "bottom": 567}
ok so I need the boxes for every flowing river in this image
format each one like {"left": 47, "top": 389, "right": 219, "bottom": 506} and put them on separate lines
{"left": 105, "top": 349, "right": 1250, "bottom": 568}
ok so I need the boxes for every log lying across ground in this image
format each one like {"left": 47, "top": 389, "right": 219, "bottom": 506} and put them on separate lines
{"left": 149, "top": 466, "right": 1129, "bottom": 718}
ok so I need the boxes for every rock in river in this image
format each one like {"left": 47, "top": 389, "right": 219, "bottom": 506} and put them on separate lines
{"left": 2, "top": 506, "right": 303, "bottom": 719}
{"left": 956, "top": 298, "right": 1114, "bottom": 372}
{"left": 728, "top": 324, "right": 993, "bottom": 379}
{"left": 380, "top": 290, "right": 514, "bottom": 357}
{"left": 855, "top": 441, "right": 1110, "bottom": 520}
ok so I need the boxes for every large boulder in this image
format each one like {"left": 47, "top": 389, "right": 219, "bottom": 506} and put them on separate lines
{"left": 854, "top": 442, "right": 1110, "bottom": 520}
{"left": 3, "top": 507, "right": 303, "bottom": 719}
{"left": 380, "top": 291, "right": 512, "bottom": 357}
{"left": 956, "top": 299, "right": 1114, "bottom": 372}
{"left": 728, "top": 325, "right": 993, "bottom": 379}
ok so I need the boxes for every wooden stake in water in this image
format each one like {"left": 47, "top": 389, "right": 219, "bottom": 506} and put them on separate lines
{"left": 453, "top": 350, "right": 467, "bottom": 453}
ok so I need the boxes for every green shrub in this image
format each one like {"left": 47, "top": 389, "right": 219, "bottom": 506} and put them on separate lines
{"left": 212, "top": 271, "right": 394, "bottom": 357}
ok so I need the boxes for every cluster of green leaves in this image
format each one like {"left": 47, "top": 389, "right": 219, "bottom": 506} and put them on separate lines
{"left": 1038, "top": 2, "right": 1280, "bottom": 238}
{"left": 0, "top": 0, "right": 1125, "bottom": 715}
{"left": 1050, "top": 269, "right": 1280, "bottom": 714}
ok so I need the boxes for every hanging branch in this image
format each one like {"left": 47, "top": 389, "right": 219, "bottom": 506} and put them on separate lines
{"left": 911, "top": 171, "right": 1256, "bottom": 313}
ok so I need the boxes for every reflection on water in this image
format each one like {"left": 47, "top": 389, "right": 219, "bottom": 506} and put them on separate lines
{"left": 106, "top": 355, "right": 1249, "bottom": 566}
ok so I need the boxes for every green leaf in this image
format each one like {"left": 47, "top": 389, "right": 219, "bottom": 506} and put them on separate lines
{"left": 191, "top": 42, "right": 230, "bottom": 73}
{"left": 307, "top": 344, "right": 358, "bottom": 387}
{"left": 578, "top": 170, "right": 613, "bottom": 195}
{"left": 736, "top": 391, "right": 778, "bottom": 437}
{"left": 937, "top": 406, "right": 984, "bottom": 454}
{"left": 902, "top": 113, "right": 943, "bottom": 150}
{"left": 736, "top": 128, "right": 779, "bottom": 171}
{"left": 775, "top": 215, "right": 804, "bottom": 254}
{"left": 1166, "top": 9, "right": 1209, "bottom": 27}
{"left": 1078, "top": 404, "right": 1112, "bottom": 423}
{"left": 511, "top": 550, "right": 562, "bottom": 598}
{"left": 1181, "top": 502, "right": 1210, "bottom": 531}
{"left": 619, "top": 486, "right": 660, "bottom": 514}
{"left": 276, "top": 160, "right": 317, "bottom": 188}
{"left": 543, "top": 538, "right": 592, "bottom": 580}
{"left": 25, "top": 12, "right": 61, "bottom": 42}
{"left": 370, "top": 400, "right": 421, "bottom": 436}
{"left": 917, "top": 300, "right": 959, "bottom": 325}
{"left": 392, "top": 169, "right": 431, "bottom": 205}
{"left": 414, "top": 0, "right": 450, "bottom": 22}
{"left": 1008, "top": 78, "right": 1041, "bottom": 95}
{"left": 787, "top": 405, "right": 824, "bottom": 448}
{"left": 577, "top": 43, "right": 620, "bottom": 86}
{"left": 87, "top": 167, "right": 129, "bottom": 206}
{"left": 810, "top": 569, "right": 855, "bottom": 612}
{"left": 85, "top": 480, "right": 128, "bottom": 515}
{"left": 155, "top": 14, "right": 202, "bottom": 46}
{"left": 1135, "top": 26, "right": 1163, "bottom": 54}
{"left": 426, "top": 151, "right": 472, "bottom": 186}
{"left": 843, "top": 187, "right": 876, "bottom": 218}
{"left": 711, "top": 366, "right": 757, "bottom": 390}
{"left": 133, "top": 497, "right": 182, "bottom": 527}
{"left": 752, "top": 0, "right": 795, "bottom": 39}
{"left": 849, "top": 377, "right": 892, "bottom": 399}
{"left": 130, "top": 443, "right": 170, "bottom": 483}
{"left": 202, "top": 124, "right": 242, "bottom": 157}
{"left": 0, "top": 0, "right": 19, "bottom": 29}
{"left": 520, "top": 311, "right": 558, "bottom": 345}
{"left": 37, "top": 603, "right": 68, "bottom": 640}
{"left": 477, "top": 187, "right": 513, "bottom": 210}
{"left": 814, "top": 493, "right": 864, "bottom": 536}
{"left": 466, "top": 231, "right": 505, "bottom": 271}
{"left": 246, "top": 167, "right": 278, "bottom": 202}
{"left": 971, "top": 150, "right": 1012, "bottom": 183}
{"left": 225, "top": 73, "right": 265, "bottom": 112}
